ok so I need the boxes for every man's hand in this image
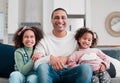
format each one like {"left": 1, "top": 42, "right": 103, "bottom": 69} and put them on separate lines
{"left": 58, "top": 56, "right": 68, "bottom": 65}
{"left": 50, "top": 55, "right": 68, "bottom": 71}
{"left": 32, "top": 52, "right": 43, "bottom": 62}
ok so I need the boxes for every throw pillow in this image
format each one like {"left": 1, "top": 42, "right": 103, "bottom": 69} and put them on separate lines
{"left": 107, "top": 56, "right": 120, "bottom": 77}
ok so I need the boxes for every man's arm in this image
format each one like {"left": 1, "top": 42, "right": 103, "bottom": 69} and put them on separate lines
{"left": 33, "top": 40, "right": 50, "bottom": 69}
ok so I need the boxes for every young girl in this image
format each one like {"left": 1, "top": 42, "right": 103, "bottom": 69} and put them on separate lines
{"left": 9, "top": 26, "right": 43, "bottom": 83}
{"left": 67, "top": 27, "right": 111, "bottom": 83}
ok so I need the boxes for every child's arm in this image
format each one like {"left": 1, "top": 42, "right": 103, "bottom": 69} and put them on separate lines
{"left": 67, "top": 52, "right": 80, "bottom": 68}
{"left": 97, "top": 49, "right": 110, "bottom": 71}
{"left": 15, "top": 50, "right": 34, "bottom": 75}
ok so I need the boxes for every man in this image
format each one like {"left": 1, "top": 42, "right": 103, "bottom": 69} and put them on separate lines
{"left": 34, "top": 8, "right": 92, "bottom": 83}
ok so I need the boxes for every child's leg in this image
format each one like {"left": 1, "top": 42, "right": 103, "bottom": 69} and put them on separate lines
{"left": 99, "top": 71, "right": 111, "bottom": 83}
{"left": 26, "top": 73, "right": 38, "bottom": 83}
{"left": 92, "top": 75, "right": 99, "bottom": 83}
{"left": 9, "top": 71, "right": 25, "bottom": 83}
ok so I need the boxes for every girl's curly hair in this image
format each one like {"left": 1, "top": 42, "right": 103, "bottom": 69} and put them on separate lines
{"left": 13, "top": 26, "right": 43, "bottom": 49}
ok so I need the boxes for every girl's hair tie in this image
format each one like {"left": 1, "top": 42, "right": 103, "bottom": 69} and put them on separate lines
{"left": 93, "top": 32, "right": 97, "bottom": 39}
{"left": 18, "top": 26, "right": 31, "bottom": 36}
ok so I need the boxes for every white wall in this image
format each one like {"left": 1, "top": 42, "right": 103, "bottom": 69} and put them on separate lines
{"left": 6, "top": 0, "right": 120, "bottom": 45}
{"left": 42, "top": 0, "right": 85, "bottom": 34}
{"left": 89, "top": 0, "right": 120, "bottom": 45}
{"left": 25, "top": 0, "right": 42, "bottom": 22}
{"left": 0, "top": 0, "right": 8, "bottom": 43}
{"left": 8, "top": 0, "right": 19, "bottom": 34}
{"left": 42, "top": 0, "right": 54, "bottom": 34}
{"left": 53, "top": 0, "right": 85, "bottom": 14}
{"left": 8, "top": 0, "right": 43, "bottom": 34}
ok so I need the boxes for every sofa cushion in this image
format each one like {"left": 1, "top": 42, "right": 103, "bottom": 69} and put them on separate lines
{"left": 111, "top": 77, "right": 120, "bottom": 83}
{"left": 107, "top": 62, "right": 116, "bottom": 78}
{"left": 0, "top": 43, "right": 15, "bottom": 78}
{"left": 97, "top": 46, "right": 120, "bottom": 78}
{"left": 0, "top": 78, "right": 8, "bottom": 83}
{"left": 102, "top": 48, "right": 120, "bottom": 60}
{"left": 107, "top": 56, "right": 120, "bottom": 78}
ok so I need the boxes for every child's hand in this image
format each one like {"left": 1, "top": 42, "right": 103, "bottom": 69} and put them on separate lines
{"left": 32, "top": 52, "right": 43, "bottom": 62}
{"left": 99, "top": 63, "right": 106, "bottom": 72}
{"left": 94, "top": 63, "right": 106, "bottom": 73}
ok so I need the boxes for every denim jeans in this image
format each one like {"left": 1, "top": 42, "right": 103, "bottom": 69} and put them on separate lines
{"left": 37, "top": 63, "right": 92, "bottom": 83}
{"left": 9, "top": 71, "right": 38, "bottom": 83}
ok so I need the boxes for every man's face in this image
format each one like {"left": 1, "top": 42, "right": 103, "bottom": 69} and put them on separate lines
{"left": 51, "top": 10, "right": 68, "bottom": 32}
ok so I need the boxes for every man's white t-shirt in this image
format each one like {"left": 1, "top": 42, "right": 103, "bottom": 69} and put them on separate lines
{"left": 34, "top": 31, "right": 78, "bottom": 69}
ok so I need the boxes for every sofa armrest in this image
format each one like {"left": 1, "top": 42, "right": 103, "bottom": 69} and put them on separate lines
{"left": 0, "top": 43, "right": 15, "bottom": 78}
